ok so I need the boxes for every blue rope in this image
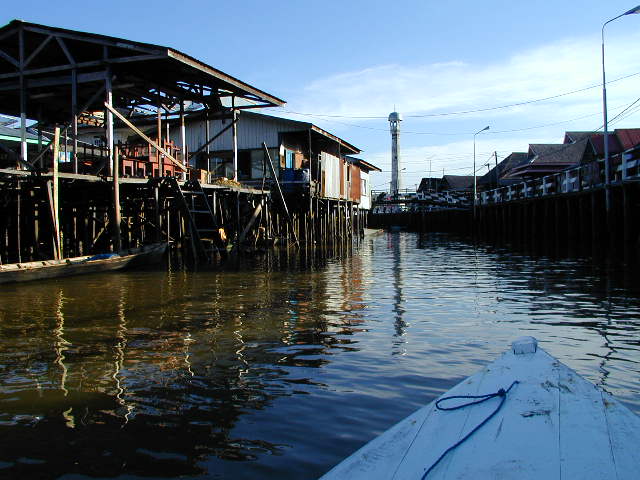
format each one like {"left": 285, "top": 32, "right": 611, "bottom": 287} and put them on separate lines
{"left": 420, "top": 380, "right": 519, "bottom": 479}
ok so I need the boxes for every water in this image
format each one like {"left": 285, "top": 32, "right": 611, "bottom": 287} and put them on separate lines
{"left": 1, "top": 232, "right": 639, "bottom": 479}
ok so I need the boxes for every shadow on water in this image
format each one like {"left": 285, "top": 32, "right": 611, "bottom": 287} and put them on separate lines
{"left": 0, "top": 232, "right": 639, "bottom": 479}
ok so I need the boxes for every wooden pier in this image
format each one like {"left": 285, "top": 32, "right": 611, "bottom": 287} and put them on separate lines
{"left": 0, "top": 20, "right": 365, "bottom": 268}
{"left": 477, "top": 148, "right": 640, "bottom": 263}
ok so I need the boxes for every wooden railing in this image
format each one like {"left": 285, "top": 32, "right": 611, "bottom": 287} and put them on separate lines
{"left": 480, "top": 149, "right": 640, "bottom": 205}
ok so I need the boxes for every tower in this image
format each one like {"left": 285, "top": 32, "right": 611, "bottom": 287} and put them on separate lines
{"left": 388, "top": 111, "right": 403, "bottom": 196}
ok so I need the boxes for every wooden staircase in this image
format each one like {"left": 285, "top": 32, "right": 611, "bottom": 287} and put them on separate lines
{"left": 162, "top": 177, "right": 226, "bottom": 262}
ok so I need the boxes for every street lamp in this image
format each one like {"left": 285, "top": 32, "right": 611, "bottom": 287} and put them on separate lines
{"left": 602, "top": 5, "right": 640, "bottom": 212}
{"left": 473, "top": 125, "right": 490, "bottom": 218}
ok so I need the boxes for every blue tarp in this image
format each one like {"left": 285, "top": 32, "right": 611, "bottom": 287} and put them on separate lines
{"left": 87, "top": 253, "right": 120, "bottom": 261}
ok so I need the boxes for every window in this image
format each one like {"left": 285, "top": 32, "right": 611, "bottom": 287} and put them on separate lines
{"left": 238, "top": 150, "right": 251, "bottom": 178}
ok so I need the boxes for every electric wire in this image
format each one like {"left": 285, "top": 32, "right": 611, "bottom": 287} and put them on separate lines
{"left": 274, "top": 71, "right": 640, "bottom": 120}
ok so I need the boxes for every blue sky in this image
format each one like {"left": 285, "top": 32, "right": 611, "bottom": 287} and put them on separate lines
{"left": 4, "top": 1, "right": 640, "bottom": 190}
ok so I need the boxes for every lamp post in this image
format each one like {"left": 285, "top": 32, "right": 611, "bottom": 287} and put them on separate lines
{"left": 473, "top": 125, "right": 490, "bottom": 219}
{"left": 602, "top": 5, "right": 640, "bottom": 213}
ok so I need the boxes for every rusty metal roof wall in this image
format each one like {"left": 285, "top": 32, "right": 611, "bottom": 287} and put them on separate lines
{"left": 614, "top": 128, "right": 640, "bottom": 151}
{"left": 344, "top": 155, "right": 381, "bottom": 172}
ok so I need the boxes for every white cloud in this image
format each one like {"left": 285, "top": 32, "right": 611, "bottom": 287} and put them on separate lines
{"left": 292, "top": 31, "right": 640, "bottom": 121}
{"left": 279, "top": 30, "right": 640, "bottom": 192}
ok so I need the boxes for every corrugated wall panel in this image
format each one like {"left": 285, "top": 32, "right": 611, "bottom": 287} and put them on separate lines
{"left": 359, "top": 171, "right": 371, "bottom": 209}
{"left": 172, "top": 116, "right": 308, "bottom": 153}
{"left": 321, "top": 152, "right": 341, "bottom": 199}
{"left": 351, "top": 166, "right": 361, "bottom": 202}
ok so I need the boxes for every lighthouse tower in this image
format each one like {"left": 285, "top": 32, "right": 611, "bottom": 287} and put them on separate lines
{"left": 388, "top": 111, "right": 403, "bottom": 196}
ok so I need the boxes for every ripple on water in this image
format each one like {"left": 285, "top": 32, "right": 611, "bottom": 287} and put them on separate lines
{"left": 0, "top": 232, "right": 639, "bottom": 479}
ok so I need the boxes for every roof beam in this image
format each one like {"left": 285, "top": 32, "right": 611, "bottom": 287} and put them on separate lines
{"left": 23, "top": 25, "right": 162, "bottom": 56}
{"left": 0, "top": 70, "right": 106, "bottom": 91}
{"left": 0, "top": 54, "right": 166, "bottom": 80}
{"left": 55, "top": 36, "right": 75, "bottom": 65}
{"left": 104, "top": 101, "right": 186, "bottom": 171}
{"left": 0, "top": 48, "right": 19, "bottom": 68}
{"left": 23, "top": 34, "right": 53, "bottom": 68}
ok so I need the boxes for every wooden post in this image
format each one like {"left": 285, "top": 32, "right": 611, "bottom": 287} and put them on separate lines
{"left": 591, "top": 192, "right": 598, "bottom": 259}
{"left": 231, "top": 202, "right": 263, "bottom": 255}
{"left": 262, "top": 142, "right": 298, "bottom": 247}
{"left": 105, "top": 69, "right": 114, "bottom": 175}
{"left": 180, "top": 99, "right": 187, "bottom": 180}
{"left": 232, "top": 99, "right": 238, "bottom": 182}
{"left": 71, "top": 68, "right": 78, "bottom": 174}
{"left": 157, "top": 96, "right": 162, "bottom": 169}
{"left": 19, "top": 28, "right": 27, "bottom": 168}
{"left": 205, "top": 108, "right": 210, "bottom": 179}
{"left": 113, "top": 146, "right": 122, "bottom": 252}
{"left": 52, "top": 127, "right": 61, "bottom": 260}
{"left": 623, "top": 184, "right": 631, "bottom": 264}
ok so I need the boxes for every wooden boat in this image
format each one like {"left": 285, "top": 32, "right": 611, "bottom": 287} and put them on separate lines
{"left": 320, "top": 337, "right": 640, "bottom": 479}
{"left": 0, "top": 242, "right": 168, "bottom": 284}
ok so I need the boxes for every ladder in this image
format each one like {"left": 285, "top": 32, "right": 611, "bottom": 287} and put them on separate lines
{"left": 164, "top": 177, "right": 225, "bottom": 262}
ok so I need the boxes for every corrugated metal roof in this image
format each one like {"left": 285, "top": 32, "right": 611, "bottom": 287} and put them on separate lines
{"left": 0, "top": 20, "right": 285, "bottom": 122}
{"left": 614, "top": 128, "right": 640, "bottom": 151}
{"left": 0, "top": 125, "right": 39, "bottom": 140}
{"left": 240, "top": 111, "right": 361, "bottom": 154}
{"left": 2, "top": 20, "right": 285, "bottom": 107}
{"left": 443, "top": 175, "right": 473, "bottom": 190}
{"left": 345, "top": 156, "right": 381, "bottom": 172}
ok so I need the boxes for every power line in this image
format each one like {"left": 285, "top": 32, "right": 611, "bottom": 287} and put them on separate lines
{"left": 280, "top": 99, "right": 637, "bottom": 137}
{"left": 275, "top": 71, "right": 640, "bottom": 120}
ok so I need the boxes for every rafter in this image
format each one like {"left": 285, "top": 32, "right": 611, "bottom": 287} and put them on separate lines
{"left": 23, "top": 35, "right": 53, "bottom": 68}
{"left": 0, "top": 48, "right": 19, "bottom": 68}
{"left": 55, "top": 36, "right": 75, "bottom": 65}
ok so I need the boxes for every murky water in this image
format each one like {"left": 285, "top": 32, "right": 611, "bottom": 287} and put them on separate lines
{"left": 1, "top": 232, "right": 639, "bottom": 479}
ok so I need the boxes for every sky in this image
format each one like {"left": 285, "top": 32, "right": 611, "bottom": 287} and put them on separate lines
{"left": 3, "top": 1, "right": 640, "bottom": 191}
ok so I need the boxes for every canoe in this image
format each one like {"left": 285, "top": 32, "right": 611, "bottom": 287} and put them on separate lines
{"left": 0, "top": 242, "right": 168, "bottom": 284}
{"left": 320, "top": 337, "right": 640, "bottom": 479}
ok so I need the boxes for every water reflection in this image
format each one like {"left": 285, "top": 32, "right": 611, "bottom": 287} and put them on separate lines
{"left": 0, "top": 233, "right": 639, "bottom": 479}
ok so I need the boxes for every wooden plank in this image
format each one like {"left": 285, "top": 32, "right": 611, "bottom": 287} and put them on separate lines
{"left": 557, "top": 362, "right": 616, "bottom": 478}
{"left": 52, "top": 127, "right": 61, "bottom": 260}
{"left": 602, "top": 391, "right": 640, "bottom": 479}
{"left": 112, "top": 146, "right": 122, "bottom": 251}
{"left": 232, "top": 202, "right": 262, "bottom": 253}
{"left": 262, "top": 142, "right": 298, "bottom": 247}
{"left": 323, "top": 346, "right": 571, "bottom": 480}
{"left": 321, "top": 368, "right": 490, "bottom": 480}
{"left": 104, "top": 101, "right": 186, "bottom": 171}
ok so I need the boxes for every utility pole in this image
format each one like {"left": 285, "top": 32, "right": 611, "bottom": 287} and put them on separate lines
{"left": 494, "top": 151, "right": 499, "bottom": 188}
{"left": 429, "top": 158, "right": 432, "bottom": 192}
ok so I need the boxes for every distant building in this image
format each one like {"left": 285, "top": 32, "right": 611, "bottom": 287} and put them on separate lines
{"left": 441, "top": 175, "right": 474, "bottom": 191}
{"left": 345, "top": 156, "right": 382, "bottom": 210}
{"left": 173, "top": 110, "right": 378, "bottom": 206}
{"left": 417, "top": 177, "right": 444, "bottom": 193}
{"left": 477, "top": 152, "right": 528, "bottom": 191}
{"left": 478, "top": 129, "right": 640, "bottom": 190}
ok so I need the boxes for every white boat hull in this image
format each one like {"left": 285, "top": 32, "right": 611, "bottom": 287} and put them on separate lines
{"left": 320, "top": 337, "right": 640, "bottom": 479}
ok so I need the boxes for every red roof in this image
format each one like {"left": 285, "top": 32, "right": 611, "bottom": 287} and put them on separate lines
{"left": 615, "top": 129, "right": 640, "bottom": 151}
